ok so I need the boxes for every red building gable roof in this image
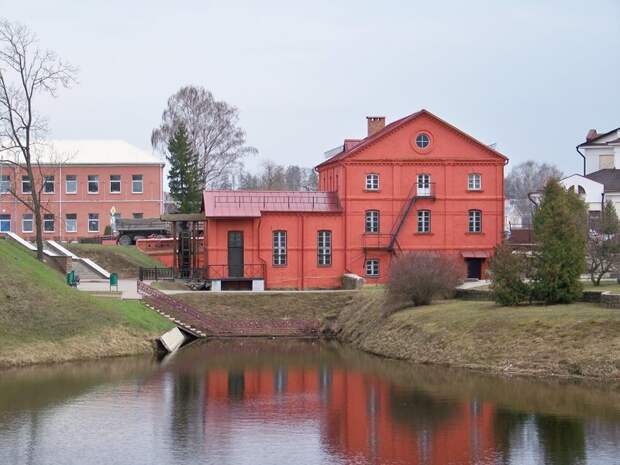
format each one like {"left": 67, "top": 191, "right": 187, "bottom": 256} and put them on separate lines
{"left": 316, "top": 109, "right": 508, "bottom": 169}
{"left": 202, "top": 190, "right": 341, "bottom": 218}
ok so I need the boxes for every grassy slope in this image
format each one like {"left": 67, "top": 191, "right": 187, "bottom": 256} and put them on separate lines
{"left": 67, "top": 243, "right": 164, "bottom": 278}
{"left": 176, "top": 291, "right": 356, "bottom": 321}
{"left": 0, "top": 239, "right": 172, "bottom": 368}
{"left": 334, "top": 289, "right": 620, "bottom": 380}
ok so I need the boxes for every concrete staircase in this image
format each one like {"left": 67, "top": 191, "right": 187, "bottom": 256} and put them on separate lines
{"left": 4, "top": 233, "right": 110, "bottom": 281}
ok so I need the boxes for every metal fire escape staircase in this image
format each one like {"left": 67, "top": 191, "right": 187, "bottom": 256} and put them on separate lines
{"left": 361, "top": 181, "right": 435, "bottom": 255}
{"left": 387, "top": 181, "right": 420, "bottom": 253}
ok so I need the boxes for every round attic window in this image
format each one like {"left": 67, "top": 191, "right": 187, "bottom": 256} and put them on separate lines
{"left": 415, "top": 132, "right": 431, "bottom": 149}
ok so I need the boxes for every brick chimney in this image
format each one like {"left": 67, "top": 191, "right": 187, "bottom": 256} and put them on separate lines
{"left": 586, "top": 129, "right": 598, "bottom": 141}
{"left": 367, "top": 116, "right": 386, "bottom": 137}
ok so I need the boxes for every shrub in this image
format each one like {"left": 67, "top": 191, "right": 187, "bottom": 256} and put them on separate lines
{"left": 488, "top": 243, "right": 530, "bottom": 305}
{"left": 104, "top": 225, "right": 112, "bottom": 236}
{"left": 386, "top": 252, "right": 464, "bottom": 311}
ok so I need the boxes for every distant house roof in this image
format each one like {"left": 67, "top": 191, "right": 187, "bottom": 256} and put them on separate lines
{"left": 316, "top": 109, "right": 508, "bottom": 169}
{"left": 202, "top": 190, "right": 341, "bottom": 218}
{"left": 1, "top": 140, "right": 163, "bottom": 165}
{"left": 585, "top": 169, "right": 620, "bottom": 193}
{"left": 578, "top": 127, "right": 620, "bottom": 147}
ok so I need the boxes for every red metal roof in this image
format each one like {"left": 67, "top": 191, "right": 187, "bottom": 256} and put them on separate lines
{"left": 202, "top": 190, "right": 341, "bottom": 218}
{"left": 316, "top": 109, "right": 508, "bottom": 169}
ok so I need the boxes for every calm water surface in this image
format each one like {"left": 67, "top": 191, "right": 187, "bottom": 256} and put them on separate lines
{"left": 0, "top": 339, "right": 619, "bottom": 465}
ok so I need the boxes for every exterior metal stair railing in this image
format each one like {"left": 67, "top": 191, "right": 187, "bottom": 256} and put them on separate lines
{"left": 386, "top": 182, "right": 436, "bottom": 252}
{"left": 137, "top": 281, "right": 320, "bottom": 338}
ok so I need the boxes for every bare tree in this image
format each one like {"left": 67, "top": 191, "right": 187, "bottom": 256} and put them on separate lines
{"left": 0, "top": 19, "right": 76, "bottom": 259}
{"left": 505, "top": 160, "right": 563, "bottom": 225}
{"left": 151, "top": 86, "right": 257, "bottom": 189}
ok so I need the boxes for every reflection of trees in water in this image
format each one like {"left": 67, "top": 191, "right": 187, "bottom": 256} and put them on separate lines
{"left": 170, "top": 373, "right": 203, "bottom": 453}
{"left": 492, "top": 408, "right": 530, "bottom": 464}
{"left": 535, "top": 415, "right": 586, "bottom": 465}
{"left": 389, "top": 387, "right": 460, "bottom": 432}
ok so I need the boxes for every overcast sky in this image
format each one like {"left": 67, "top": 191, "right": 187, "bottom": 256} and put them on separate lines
{"left": 2, "top": 0, "right": 619, "bottom": 175}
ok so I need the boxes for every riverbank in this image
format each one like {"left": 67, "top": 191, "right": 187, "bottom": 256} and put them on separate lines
{"left": 331, "top": 289, "right": 620, "bottom": 380}
{"left": 0, "top": 239, "right": 173, "bottom": 369}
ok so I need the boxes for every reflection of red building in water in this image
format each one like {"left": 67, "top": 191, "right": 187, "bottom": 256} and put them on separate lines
{"left": 198, "top": 366, "right": 497, "bottom": 464}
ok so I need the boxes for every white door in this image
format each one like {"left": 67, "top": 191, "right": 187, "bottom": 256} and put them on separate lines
{"left": 417, "top": 174, "right": 431, "bottom": 197}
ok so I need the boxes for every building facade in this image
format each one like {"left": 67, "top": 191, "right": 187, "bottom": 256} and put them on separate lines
{"left": 202, "top": 110, "right": 507, "bottom": 289}
{"left": 555, "top": 127, "right": 620, "bottom": 225}
{"left": 0, "top": 140, "right": 164, "bottom": 239}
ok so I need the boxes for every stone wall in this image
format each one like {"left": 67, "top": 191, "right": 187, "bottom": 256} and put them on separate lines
{"left": 454, "top": 288, "right": 494, "bottom": 301}
{"left": 601, "top": 291, "right": 620, "bottom": 309}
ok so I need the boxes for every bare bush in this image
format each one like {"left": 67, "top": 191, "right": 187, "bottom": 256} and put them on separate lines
{"left": 386, "top": 252, "right": 465, "bottom": 312}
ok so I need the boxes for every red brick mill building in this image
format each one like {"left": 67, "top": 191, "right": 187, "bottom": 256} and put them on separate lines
{"left": 196, "top": 110, "right": 507, "bottom": 290}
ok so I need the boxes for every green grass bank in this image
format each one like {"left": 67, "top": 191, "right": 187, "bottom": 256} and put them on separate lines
{"left": 0, "top": 239, "right": 173, "bottom": 369}
{"left": 66, "top": 243, "right": 164, "bottom": 278}
{"left": 332, "top": 289, "right": 620, "bottom": 380}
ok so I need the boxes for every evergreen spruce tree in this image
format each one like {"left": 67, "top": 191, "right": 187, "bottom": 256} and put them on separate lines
{"left": 532, "top": 179, "right": 587, "bottom": 303}
{"left": 167, "top": 125, "right": 203, "bottom": 213}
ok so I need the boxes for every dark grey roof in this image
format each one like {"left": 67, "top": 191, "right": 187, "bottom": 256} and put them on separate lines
{"left": 585, "top": 169, "right": 620, "bottom": 192}
{"left": 579, "top": 128, "right": 620, "bottom": 147}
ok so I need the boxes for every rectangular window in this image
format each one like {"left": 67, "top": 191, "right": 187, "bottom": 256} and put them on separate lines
{"left": 43, "top": 214, "right": 55, "bottom": 232}
{"left": 65, "top": 214, "right": 77, "bottom": 233}
{"left": 365, "top": 173, "right": 379, "bottom": 191}
{"left": 65, "top": 175, "right": 77, "bottom": 194}
{"left": 22, "top": 213, "right": 33, "bottom": 233}
{"left": 365, "top": 210, "right": 380, "bottom": 233}
{"left": 132, "top": 175, "right": 143, "bottom": 193}
{"left": 417, "top": 210, "right": 431, "bottom": 233}
{"left": 469, "top": 210, "right": 482, "bottom": 233}
{"left": 317, "top": 230, "right": 332, "bottom": 266}
{"left": 132, "top": 212, "right": 144, "bottom": 219}
{"left": 22, "top": 176, "right": 32, "bottom": 194}
{"left": 0, "top": 175, "right": 10, "bottom": 194}
{"left": 0, "top": 214, "right": 10, "bottom": 232}
{"left": 88, "top": 213, "right": 99, "bottom": 232}
{"left": 273, "top": 230, "right": 287, "bottom": 266}
{"left": 43, "top": 176, "right": 55, "bottom": 194}
{"left": 87, "top": 175, "right": 99, "bottom": 193}
{"left": 468, "top": 173, "right": 481, "bottom": 191}
{"left": 110, "top": 175, "right": 121, "bottom": 193}
{"left": 365, "top": 259, "right": 379, "bottom": 277}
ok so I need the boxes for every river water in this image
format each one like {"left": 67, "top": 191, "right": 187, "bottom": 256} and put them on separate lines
{"left": 0, "top": 339, "right": 618, "bottom": 465}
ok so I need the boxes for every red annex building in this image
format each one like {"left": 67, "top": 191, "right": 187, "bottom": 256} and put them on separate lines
{"left": 202, "top": 110, "right": 507, "bottom": 289}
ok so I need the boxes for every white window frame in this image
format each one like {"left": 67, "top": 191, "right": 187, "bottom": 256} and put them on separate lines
{"left": 365, "top": 210, "right": 380, "bottom": 233}
{"left": 317, "top": 230, "right": 332, "bottom": 266}
{"left": 21, "top": 175, "right": 32, "bottom": 194}
{"left": 365, "top": 259, "right": 379, "bottom": 277}
{"left": 468, "top": 173, "right": 482, "bottom": 191}
{"left": 22, "top": 213, "right": 33, "bottom": 233}
{"left": 110, "top": 174, "right": 121, "bottom": 194}
{"left": 87, "top": 175, "right": 99, "bottom": 194}
{"left": 132, "top": 174, "right": 143, "bottom": 193}
{"left": 43, "top": 176, "right": 55, "bottom": 194}
{"left": 417, "top": 210, "right": 431, "bottom": 233}
{"left": 65, "top": 213, "right": 77, "bottom": 233}
{"left": 0, "top": 175, "right": 10, "bottom": 194}
{"left": 417, "top": 174, "right": 431, "bottom": 197}
{"left": 469, "top": 209, "right": 482, "bottom": 233}
{"left": 43, "top": 214, "right": 55, "bottom": 232}
{"left": 365, "top": 173, "right": 379, "bottom": 191}
{"left": 88, "top": 213, "right": 99, "bottom": 233}
{"left": 273, "top": 230, "right": 287, "bottom": 266}
{"left": 65, "top": 175, "right": 78, "bottom": 194}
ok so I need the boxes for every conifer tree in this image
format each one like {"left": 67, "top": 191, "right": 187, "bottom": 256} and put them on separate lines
{"left": 167, "top": 125, "right": 203, "bottom": 213}
{"left": 532, "top": 179, "right": 587, "bottom": 303}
